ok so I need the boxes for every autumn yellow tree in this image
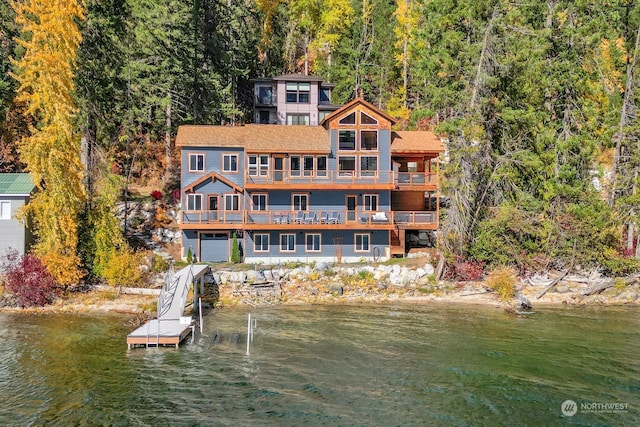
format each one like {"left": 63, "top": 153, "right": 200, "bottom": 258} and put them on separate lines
{"left": 11, "top": 0, "right": 86, "bottom": 285}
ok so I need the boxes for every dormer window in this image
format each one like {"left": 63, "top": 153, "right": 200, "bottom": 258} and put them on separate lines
{"left": 339, "top": 112, "right": 356, "bottom": 125}
{"left": 286, "top": 82, "right": 310, "bottom": 103}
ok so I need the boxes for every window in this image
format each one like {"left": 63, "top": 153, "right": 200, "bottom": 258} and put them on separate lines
{"left": 361, "top": 131, "right": 378, "bottom": 150}
{"left": 317, "top": 156, "right": 328, "bottom": 177}
{"left": 360, "top": 112, "right": 378, "bottom": 125}
{"left": 407, "top": 161, "right": 418, "bottom": 172}
{"left": 257, "top": 86, "right": 273, "bottom": 104}
{"left": 339, "top": 112, "right": 356, "bottom": 125}
{"left": 360, "top": 156, "right": 378, "bottom": 176}
{"left": 303, "top": 156, "right": 314, "bottom": 176}
{"left": 339, "top": 130, "right": 356, "bottom": 150}
{"left": 286, "top": 82, "right": 310, "bottom": 103}
{"left": 252, "top": 194, "right": 267, "bottom": 211}
{"left": 259, "top": 155, "right": 269, "bottom": 176}
{"left": 280, "top": 233, "right": 296, "bottom": 252}
{"left": 189, "top": 153, "right": 204, "bottom": 172}
{"left": 320, "top": 87, "right": 331, "bottom": 103}
{"left": 355, "top": 233, "right": 370, "bottom": 252}
{"left": 223, "top": 154, "right": 238, "bottom": 172}
{"left": 254, "top": 234, "right": 269, "bottom": 252}
{"left": 0, "top": 201, "right": 10, "bottom": 220}
{"left": 224, "top": 194, "right": 240, "bottom": 210}
{"left": 363, "top": 194, "right": 378, "bottom": 211}
{"left": 259, "top": 110, "right": 270, "bottom": 124}
{"left": 292, "top": 194, "right": 308, "bottom": 211}
{"left": 186, "top": 194, "right": 202, "bottom": 211}
{"left": 305, "top": 233, "right": 321, "bottom": 252}
{"left": 290, "top": 156, "right": 301, "bottom": 177}
{"left": 338, "top": 156, "right": 356, "bottom": 176}
{"left": 286, "top": 113, "right": 310, "bottom": 125}
{"left": 319, "top": 111, "right": 331, "bottom": 122}
{"left": 248, "top": 155, "right": 258, "bottom": 176}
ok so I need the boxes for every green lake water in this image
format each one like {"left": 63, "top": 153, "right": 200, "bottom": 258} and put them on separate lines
{"left": 0, "top": 304, "right": 638, "bottom": 426}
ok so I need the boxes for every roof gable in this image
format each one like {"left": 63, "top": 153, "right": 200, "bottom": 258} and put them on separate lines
{"left": 0, "top": 173, "right": 35, "bottom": 195}
{"left": 320, "top": 97, "right": 397, "bottom": 128}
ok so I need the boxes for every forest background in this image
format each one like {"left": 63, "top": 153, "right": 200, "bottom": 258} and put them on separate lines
{"left": 2, "top": 0, "right": 640, "bottom": 290}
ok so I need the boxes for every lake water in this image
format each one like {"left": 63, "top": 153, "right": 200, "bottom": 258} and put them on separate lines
{"left": 0, "top": 304, "right": 638, "bottom": 426}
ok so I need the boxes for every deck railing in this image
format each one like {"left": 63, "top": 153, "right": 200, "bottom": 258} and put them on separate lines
{"left": 182, "top": 209, "right": 437, "bottom": 227}
{"left": 245, "top": 170, "right": 394, "bottom": 186}
{"left": 395, "top": 172, "right": 438, "bottom": 187}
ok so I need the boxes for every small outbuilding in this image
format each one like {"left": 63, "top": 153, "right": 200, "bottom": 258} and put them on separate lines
{"left": 0, "top": 173, "right": 36, "bottom": 259}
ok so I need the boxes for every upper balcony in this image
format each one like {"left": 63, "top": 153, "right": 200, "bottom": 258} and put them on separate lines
{"left": 180, "top": 209, "right": 437, "bottom": 231}
{"left": 244, "top": 170, "right": 396, "bottom": 190}
{"left": 255, "top": 93, "right": 277, "bottom": 106}
{"left": 243, "top": 170, "right": 438, "bottom": 190}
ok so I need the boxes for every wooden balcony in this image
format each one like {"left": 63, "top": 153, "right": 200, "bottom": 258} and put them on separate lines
{"left": 244, "top": 170, "right": 395, "bottom": 190}
{"left": 180, "top": 209, "right": 437, "bottom": 230}
{"left": 394, "top": 172, "right": 438, "bottom": 190}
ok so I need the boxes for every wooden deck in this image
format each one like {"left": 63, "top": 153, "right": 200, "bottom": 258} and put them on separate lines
{"left": 127, "top": 319, "right": 193, "bottom": 349}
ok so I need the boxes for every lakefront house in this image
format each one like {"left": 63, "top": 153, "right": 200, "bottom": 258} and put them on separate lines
{"left": 0, "top": 173, "right": 36, "bottom": 259}
{"left": 176, "top": 74, "right": 446, "bottom": 263}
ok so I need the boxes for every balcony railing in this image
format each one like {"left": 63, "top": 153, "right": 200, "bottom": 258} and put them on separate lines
{"left": 245, "top": 170, "right": 394, "bottom": 186}
{"left": 255, "top": 94, "right": 276, "bottom": 105}
{"left": 395, "top": 172, "right": 438, "bottom": 187}
{"left": 181, "top": 209, "right": 437, "bottom": 227}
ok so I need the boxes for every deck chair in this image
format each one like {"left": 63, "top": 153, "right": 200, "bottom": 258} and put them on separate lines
{"left": 304, "top": 212, "right": 317, "bottom": 223}
{"left": 320, "top": 212, "right": 329, "bottom": 224}
{"left": 329, "top": 211, "right": 340, "bottom": 224}
{"left": 294, "top": 211, "right": 304, "bottom": 223}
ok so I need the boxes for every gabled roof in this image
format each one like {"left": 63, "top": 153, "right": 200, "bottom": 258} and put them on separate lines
{"left": 320, "top": 97, "right": 397, "bottom": 127}
{"left": 243, "top": 124, "right": 330, "bottom": 153}
{"left": 0, "top": 173, "right": 35, "bottom": 196}
{"left": 272, "top": 73, "right": 324, "bottom": 82}
{"left": 184, "top": 171, "right": 243, "bottom": 194}
{"left": 391, "top": 131, "right": 446, "bottom": 154}
{"left": 176, "top": 125, "right": 245, "bottom": 148}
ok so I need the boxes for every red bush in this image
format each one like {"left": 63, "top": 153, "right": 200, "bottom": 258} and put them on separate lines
{"left": 1, "top": 250, "right": 60, "bottom": 307}
{"left": 450, "top": 257, "right": 485, "bottom": 281}
{"left": 150, "top": 190, "right": 163, "bottom": 201}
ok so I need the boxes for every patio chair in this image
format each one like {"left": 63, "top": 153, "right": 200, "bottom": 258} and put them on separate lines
{"left": 329, "top": 211, "right": 340, "bottom": 224}
{"left": 320, "top": 212, "right": 329, "bottom": 224}
{"left": 294, "top": 211, "right": 304, "bottom": 223}
{"left": 304, "top": 212, "right": 317, "bottom": 224}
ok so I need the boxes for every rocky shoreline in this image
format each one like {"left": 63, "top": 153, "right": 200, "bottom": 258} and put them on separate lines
{"left": 2, "top": 260, "right": 639, "bottom": 315}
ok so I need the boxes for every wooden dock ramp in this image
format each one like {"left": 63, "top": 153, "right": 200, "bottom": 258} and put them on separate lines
{"left": 127, "top": 264, "right": 210, "bottom": 349}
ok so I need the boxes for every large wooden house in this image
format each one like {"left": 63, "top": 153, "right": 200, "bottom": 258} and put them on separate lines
{"left": 177, "top": 86, "right": 445, "bottom": 263}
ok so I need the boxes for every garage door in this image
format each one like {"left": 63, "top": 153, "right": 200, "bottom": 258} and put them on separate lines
{"left": 200, "top": 233, "right": 229, "bottom": 262}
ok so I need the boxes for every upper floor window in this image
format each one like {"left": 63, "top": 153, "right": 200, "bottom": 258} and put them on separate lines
{"left": 303, "top": 156, "right": 314, "bottom": 176}
{"left": 186, "top": 194, "right": 202, "bottom": 211}
{"left": 224, "top": 194, "right": 240, "bottom": 210}
{"left": 319, "top": 111, "right": 331, "bottom": 122}
{"left": 317, "top": 156, "right": 328, "bottom": 177}
{"left": 361, "top": 156, "right": 378, "bottom": 176}
{"left": 189, "top": 153, "right": 204, "bottom": 172}
{"left": 252, "top": 194, "right": 267, "bottom": 211}
{"left": 0, "top": 200, "right": 10, "bottom": 220}
{"left": 339, "top": 112, "right": 356, "bottom": 125}
{"left": 363, "top": 194, "right": 378, "bottom": 211}
{"left": 320, "top": 88, "right": 331, "bottom": 104}
{"left": 339, "top": 130, "right": 356, "bottom": 150}
{"left": 290, "top": 156, "right": 301, "bottom": 177}
{"left": 223, "top": 154, "right": 238, "bottom": 172}
{"left": 286, "top": 82, "right": 310, "bottom": 103}
{"left": 338, "top": 156, "right": 356, "bottom": 176}
{"left": 248, "top": 155, "right": 269, "bottom": 176}
{"left": 361, "top": 131, "right": 378, "bottom": 150}
{"left": 257, "top": 86, "right": 274, "bottom": 104}
{"left": 287, "top": 113, "right": 310, "bottom": 125}
{"left": 360, "top": 112, "right": 378, "bottom": 125}
{"left": 292, "top": 193, "right": 308, "bottom": 211}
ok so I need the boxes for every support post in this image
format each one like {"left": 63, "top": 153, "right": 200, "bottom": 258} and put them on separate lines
{"left": 199, "top": 297, "right": 203, "bottom": 334}
{"left": 246, "top": 313, "right": 251, "bottom": 355}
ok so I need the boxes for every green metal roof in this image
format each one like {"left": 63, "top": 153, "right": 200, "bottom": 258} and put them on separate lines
{"left": 0, "top": 173, "right": 36, "bottom": 195}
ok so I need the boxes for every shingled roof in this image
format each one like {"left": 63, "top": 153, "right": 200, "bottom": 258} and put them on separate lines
{"left": 0, "top": 173, "right": 35, "bottom": 196}
{"left": 391, "top": 131, "right": 446, "bottom": 154}
{"left": 175, "top": 124, "right": 331, "bottom": 153}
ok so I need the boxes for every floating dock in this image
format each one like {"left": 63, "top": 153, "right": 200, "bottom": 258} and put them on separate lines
{"left": 127, "top": 264, "right": 210, "bottom": 349}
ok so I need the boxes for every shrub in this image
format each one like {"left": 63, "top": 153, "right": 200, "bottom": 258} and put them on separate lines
{"left": 102, "top": 247, "right": 143, "bottom": 287}
{"left": 152, "top": 254, "right": 170, "bottom": 273}
{"left": 150, "top": 190, "right": 163, "bottom": 201}
{"left": 450, "top": 257, "right": 484, "bottom": 281}
{"left": 601, "top": 248, "right": 639, "bottom": 276}
{"left": 1, "top": 250, "right": 60, "bottom": 307}
{"left": 186, "top": 247, "right": 193, "bottom": 263}
{"left": 485, "top": 267, "right": 518, "bottom": 301}
{"left": 230, "top": 233, "right": 241, "bottom": 263}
